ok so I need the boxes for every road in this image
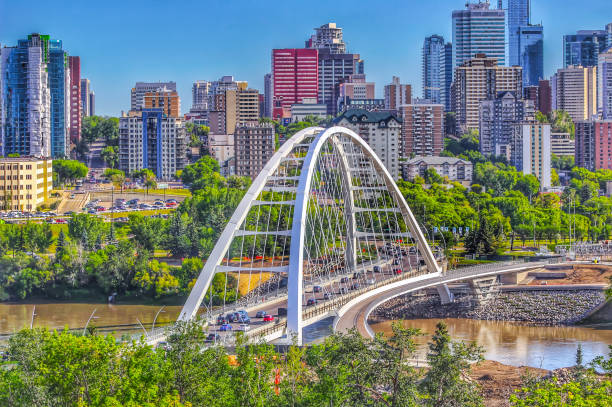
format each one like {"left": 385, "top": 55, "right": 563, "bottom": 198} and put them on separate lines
{"left": 333, "top": 260, "right": 556, "bottom": 338}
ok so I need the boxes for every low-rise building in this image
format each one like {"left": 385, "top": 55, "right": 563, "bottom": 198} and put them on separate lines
{"left": 0, "top": 157, "right": 53, "bottom": 211}
{"left": 551, "top": 132, "right": 575, "bottom": 157}
{"left": 333, "top": 109, "right": 402, "bottom": 179}
{"left": 290, "top": 98, "right": 327, "bottom": 122}
{"left": 119, "top": 109, "right": 188, "bottom": 180}
{"left": 235, "top": 123, "right": 275, "bottom": 179}
{"left": 337, "top": 97, "right": 386, "bottom": 113}
{"left": 401, "top": 156, "right": 472, "bottom": 183}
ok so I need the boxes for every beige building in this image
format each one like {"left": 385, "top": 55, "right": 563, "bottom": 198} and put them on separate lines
{"left": 452, "top": 54, "right": 523, "bottom": 133}
{"left": 551, "top": 132, "right": 575, "bottom": 157}
{"left": 512, "top": 123, "right": 552, "bottom": 190}
{"left": 0, "top": 157, "right": 53, "bottom": 211}
{"left": 401, "top": 156, "right": 472, "bottom": 183}
{"left": 333, "top": 110, "right": 402, "bottom": 179}
{"left": 552, "top": 66, "right": 597, "bottom": 123}
{"left": 208, "top": 134, "right": 235, "bottom": 164}
{"left": 210, "top": 88, "right": 260, "bottom": 135}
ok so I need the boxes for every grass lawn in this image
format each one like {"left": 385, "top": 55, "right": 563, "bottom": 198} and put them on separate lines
{"left": 123, "top": 188, "right": 191, "bottom": 197}
{"left": 103, "top": 208, "right": 175, "bottom": 219}
{"left": 228, "top": 272, "right": 273, "bottom": 296}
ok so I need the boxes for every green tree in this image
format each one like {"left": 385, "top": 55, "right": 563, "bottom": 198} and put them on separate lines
{"left": 421, "top": 322, "right": 484, "bottom": 407}
{"left": 53, "top": 159, "right": 88, "bottom": 187}
{"left": 100, "top": 145, "right": 119, "bottom": 169}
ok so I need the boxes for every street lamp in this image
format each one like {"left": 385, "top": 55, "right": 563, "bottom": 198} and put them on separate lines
{"left": 30, "top": 305, "right": 36, "bottom": 329}
{"left": 151, "top": 306, "right": 166, "bottom": 334}
{"left": 82, "top": 308, "right": 100, "bottom": 336}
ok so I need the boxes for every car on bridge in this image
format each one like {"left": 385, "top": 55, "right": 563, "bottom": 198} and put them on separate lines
{"left": 216, "top": 316, "right": 227, "bottom": 325}
{"left": 373, "top": 266, "right": 382, "bottom": 273}
{"left": 313, "top": 285, "right": 322, "bottom": 293}
{"left": 255, "top": 310, "right": 267, "bottom": 318}
{"left": 393, "top": 268, "right": 403, "bottom": 275}
{"left": 219, "top": 324, "right": 232, "bottom": 332}
{"left": 350, "top": 283, "right": 360, "bottom": 290}
{"left": 340, "top": 277, "right": 349, "bottom": 283}
{"left": 262, "top": 314, "right": 274, "bottom": 322}
{"left": 306, "top": 298, "right": 318, "bottom": 306}
{"left": 339, "top": 287, "right": 348, "bottom": 294}
{"left": 323, "top": 293, "right": 334, "bottom": 300}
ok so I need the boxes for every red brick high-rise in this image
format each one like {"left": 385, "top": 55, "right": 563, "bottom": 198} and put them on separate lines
{"left": 68, "top": 56, "right": 81, "bottom": 144}
{"left": 538, "top": 79, "right": 552, "bottom": 115}
{"left": 272, "top": 49, "right": 318, "bottom": 120}
{"left": 576, "top": 120, "right": 612, "bottom": 170}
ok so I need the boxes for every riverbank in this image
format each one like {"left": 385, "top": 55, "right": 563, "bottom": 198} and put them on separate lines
{"left": 370, "top": 289, "right": 606, "bottom": 325}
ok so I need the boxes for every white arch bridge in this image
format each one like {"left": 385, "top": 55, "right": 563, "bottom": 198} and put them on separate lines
{"left": 153, "top": 126, "right": 555, "bottom": 346}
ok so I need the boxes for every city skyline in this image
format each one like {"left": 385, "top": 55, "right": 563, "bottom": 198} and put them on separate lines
{"left": 2, "top": 0, "right": 611, "bottom": 116}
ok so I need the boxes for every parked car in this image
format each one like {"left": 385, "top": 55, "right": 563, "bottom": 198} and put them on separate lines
{"left": 63, "top": 211, "right": 74, "bottom": 216}
{"left": 127, "top": 199, "right": 139, "bottom": 205}
{"left": 255, "top": 310, "right": 267, "bottom": 318}
{"left": 70, "top": 193, "right": 75, "bottom": 199}
{"left": 206, "top": 333, "right": 221, "bottom": 342}
{"left": 95, "top": 206, "right": 105, "bottom": 212}
{"left": 262, "top": 315, "right": 274, "bottom": 322}
{"left": 219, "top": 324, "right": 232, "bottom": 332}
{"left": 313, "top": 285, "right": 322, "bottom": 293}
{"left": 306, "top": 298, "right": 318, "bottom": 306}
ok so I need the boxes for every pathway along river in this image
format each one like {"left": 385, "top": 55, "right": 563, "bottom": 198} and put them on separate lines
{"left": 1, "top": 303, "right": 611, "bottom": 370}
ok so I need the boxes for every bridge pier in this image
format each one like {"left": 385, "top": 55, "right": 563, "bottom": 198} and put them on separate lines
{"left": 437, "top": 284, "right": 454, "bottom": 304}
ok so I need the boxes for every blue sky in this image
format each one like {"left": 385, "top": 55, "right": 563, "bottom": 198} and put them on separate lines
{"left": 1, "top": 0, "right": 610, "bottom": 116}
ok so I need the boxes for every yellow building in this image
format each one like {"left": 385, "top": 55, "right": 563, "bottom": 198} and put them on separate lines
{"left": 0, "top": 157, "right": 53, "bottom": 211}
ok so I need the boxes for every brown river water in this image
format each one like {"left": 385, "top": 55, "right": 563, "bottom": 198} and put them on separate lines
{"left": 2, "top": 303, "right": 611, "bottom": 370}
{"left": 371, "top": 318, "right": 612, "bottom": 371}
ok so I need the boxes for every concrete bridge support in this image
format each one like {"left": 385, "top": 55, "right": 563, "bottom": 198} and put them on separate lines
{"left": 437, "top": 284, "right": 454, "bottom": 304}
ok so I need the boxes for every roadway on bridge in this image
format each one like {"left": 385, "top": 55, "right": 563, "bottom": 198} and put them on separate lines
{"left": 334, "top": 260, "right": 554, "bottom": 339}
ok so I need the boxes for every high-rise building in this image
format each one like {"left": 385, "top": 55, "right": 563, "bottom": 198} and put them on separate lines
{"left": 317, "top": 48, "right": 361, "bottom": 116}
{"left": 512, "top": 122, "right": 551, "bottom": 189}
{"left": 234, "top": 123, "right": 275, "bottom": 179}
{"left": 143, "top": 88, "right": 180, "bottom": 118}
{"left": 552, "top": 66, "right": 597, "bottom": 122}
{"left": 451, "top": 54, "right": 523, "bottom": 133}
{"left": 479, "top": 91, "right": 535, "bottom": 157}
{"left": 598, "top": 47, "right": 612, "bottom": 119}
{"left": 263, "top": 73, "right": 273, "bottom": 118}
{"left": 89, "top": 91, "right": 95, "bottom": 116}
{"left": 271, "top": 48, "right": 319, "bottom": 120}
{"left": 508, "top": 0, "right": 530, "bottom": 67}
{"left": 452, "top": 1, "right": 506, "bottom": 71}
{"left": 538, "top": 79, "right": 552, "bottom": 114}
{"left": 384, "top": 76, "right": 412, "bottom": 111}
{"left": 118, "top": 109, "right": 187, "bottom": 180}
{"left": 333, "top": 110, "right": 402, "bottom": 179}
{"left": 130, "top": 82, "right": 177, "bottom": 111}
{"left": 1, "top": 34, "right": 60, "bottom": 157}
{"left": 305, "top": 23, "right": 346, "bottom": 54}
{"left": 607, "top": 23, "right": 612, "bottom": 46}
{"left": 564, "top": 30, "right": 609, "bottom": 68}
{"left": 209, "top": 88, "right": 260, "bottom": 134}
{"left": 80, "top": 78, "right": 91, "bottom": 117}
{"left": 422, "top": 35, "right": 446, "bottom": 104}
{"left": 68, "top": 56, "right": 81, "bottom": 145}
{"left": 517, "top": 25, "right": 544, "bottom": 86}
{"left": 508, "top": 0, "right": 544, "bottom": 86}
{"left": 337, "top": 74, "right": 375, "bottom": 113}
{"left": 400, "top": 104, "right": 445, "bottom": 157}
{"left": 191, "top": 81, "right": 210, "bottom": 111}
{"left": 440, "top": 42, "right": 453, "bottom": 111}
{"left": 45, "top": 39, "right": 70, "bottom": 157}
{"left": 575, "top": 120, "right": 612, "bottom": 170}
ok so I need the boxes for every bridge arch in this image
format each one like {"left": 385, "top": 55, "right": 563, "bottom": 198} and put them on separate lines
{"left": 179, "top": 126, "right": 442, "bottom": 344}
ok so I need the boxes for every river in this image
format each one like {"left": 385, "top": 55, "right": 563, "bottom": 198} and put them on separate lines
{"left": 370, "top": 318, "right": 612, "bottom": 371}
{"left": 2, "top": 303, "right": 611, "bottom": 371}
